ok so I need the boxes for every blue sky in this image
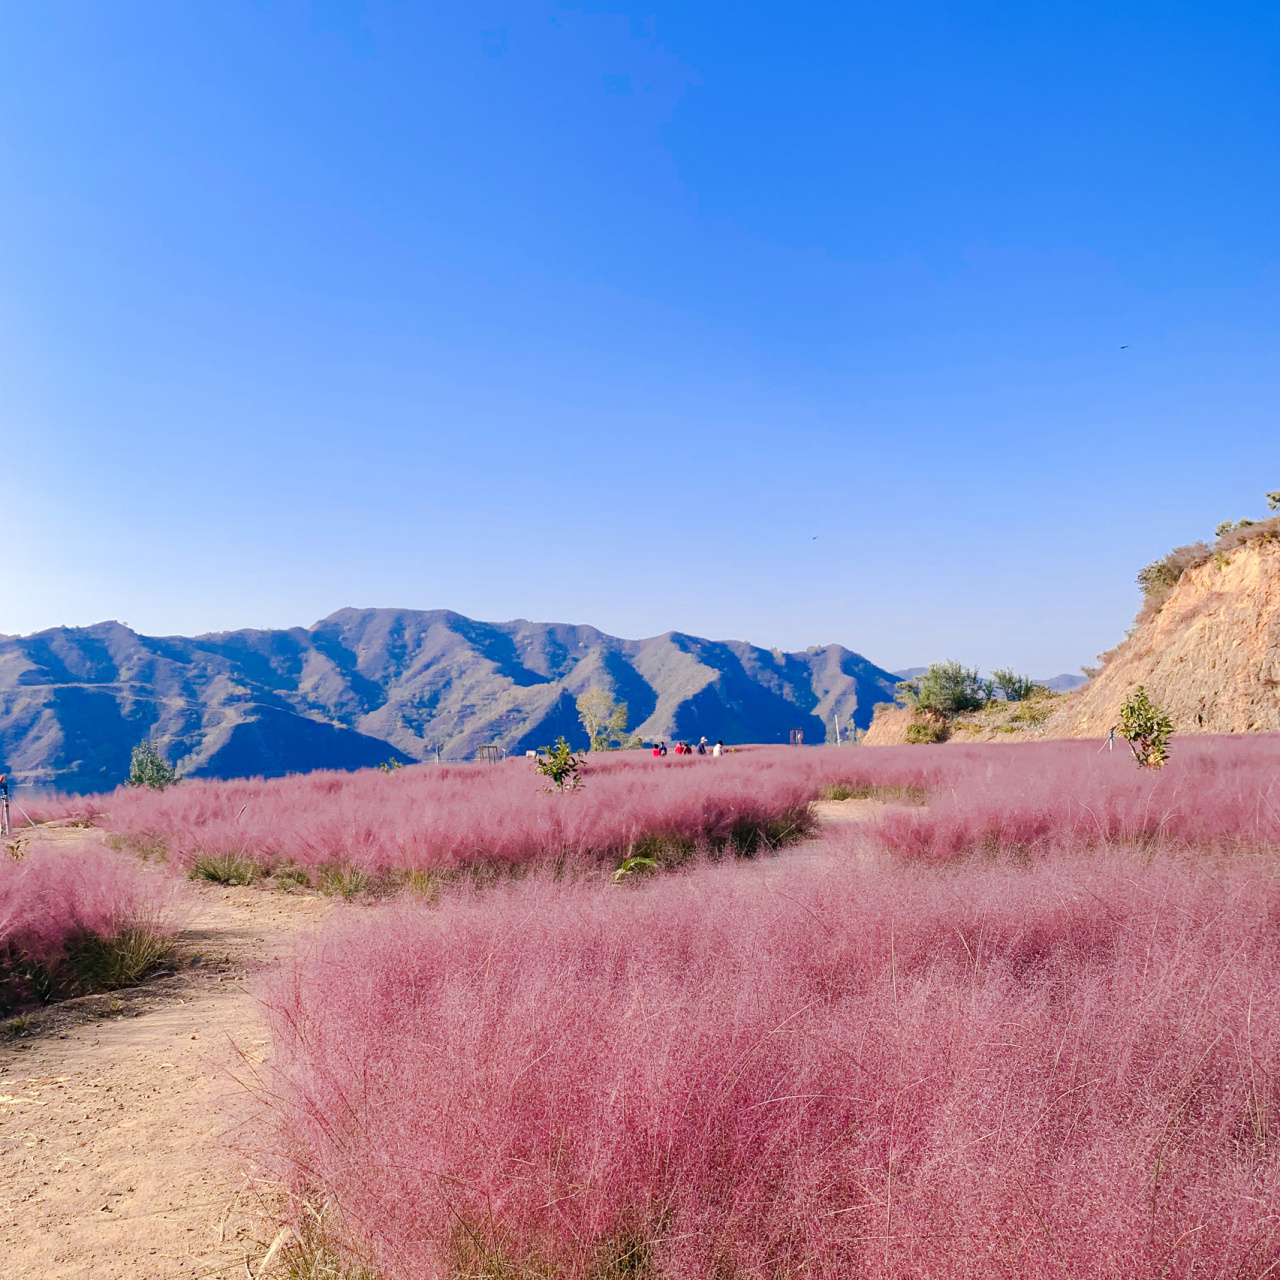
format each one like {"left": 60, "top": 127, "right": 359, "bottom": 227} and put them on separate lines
{"left": 1, "top": 1, "right": 1276, "bottom": 675}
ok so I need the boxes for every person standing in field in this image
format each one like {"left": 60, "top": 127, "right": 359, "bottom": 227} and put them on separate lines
{"left": 697, "top": 737, "right": 708, "bottom": 755}
{"left": 712, "top": 740, "right": 723, "bottom": 757}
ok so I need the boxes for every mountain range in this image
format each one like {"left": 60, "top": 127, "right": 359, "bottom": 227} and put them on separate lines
{"left": 0, "top": 608, "right": 901, "bottom": 793}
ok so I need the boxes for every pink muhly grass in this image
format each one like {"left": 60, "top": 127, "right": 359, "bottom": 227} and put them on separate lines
{"left": 861, "top": 736, "right": 1280, "bottom": 863}
{"left": 32, "top": 734, "right": 1280, "bottom": 878}
{"left": 64, "top": 749, "right": 848, "bottom": 878}
{"left": 260, "top": 849, "right": 1280, "bottom": 1279}
{"left": 17, "top": 791, "right": 107, "bottom": 826}
{"left": 0, "top": 844, "right": 184, "bottom": 1010}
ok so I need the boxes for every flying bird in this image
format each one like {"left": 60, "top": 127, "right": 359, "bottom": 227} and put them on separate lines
{"left": 1120, "top": 344, "right": 1129, "bottom": 349}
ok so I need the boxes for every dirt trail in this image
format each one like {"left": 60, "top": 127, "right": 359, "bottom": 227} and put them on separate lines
{"left": 809, "top": 797, "right": 889, "bottom": 825}
{"left": 0, "top": 803, "right": 886, "bottom": 1278}
{"left": 0, "top": 834, "right": 332, "bottom": 1280}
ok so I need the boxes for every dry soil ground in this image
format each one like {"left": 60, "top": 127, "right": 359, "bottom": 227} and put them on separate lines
{"left": 0, "top": 803, "right": 880, "bottom": 1279}
{"left": 0, "top": 829, "right": 333, "bottom": 1280}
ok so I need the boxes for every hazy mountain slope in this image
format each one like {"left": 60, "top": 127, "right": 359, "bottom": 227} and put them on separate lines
{"left": 0, "top": 609, "right": 899, "bottom": 791}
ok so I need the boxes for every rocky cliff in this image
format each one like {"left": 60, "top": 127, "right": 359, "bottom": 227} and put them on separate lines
{"left": 866, "top": 524, "right": 1280, "bottom": 746}
{"left": 1043, "top": 530, "right": 1280, "bottom": 738}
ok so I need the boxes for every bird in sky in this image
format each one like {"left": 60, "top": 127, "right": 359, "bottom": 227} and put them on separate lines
{"left": 1120, "top": 344, "right": 1129, "bottom": 349}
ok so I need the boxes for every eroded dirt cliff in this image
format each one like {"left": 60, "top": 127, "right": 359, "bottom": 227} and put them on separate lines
{"left": 865, "top": 532, "right": 1280, "bottom": 745}
{"left": 1043, "top": 535, "right": 1280, "bottom": 737}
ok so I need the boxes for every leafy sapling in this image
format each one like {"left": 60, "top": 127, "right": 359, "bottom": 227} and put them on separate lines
{"left": 533, "top": 737, "right": 583, "bottom": 791}
{"left": 1117, "top": 685, "right": 1174, "bottom": 769}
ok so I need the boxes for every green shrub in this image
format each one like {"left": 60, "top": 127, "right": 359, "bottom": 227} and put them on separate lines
{"left": 533, "top": 737, "right": 583, "bottom": 790}
{"left": 904, "top": 719, "right": 949, "bottom": 744}
{"left": 128, "top": 740, "right": 179, "bottom": 790}
{"left": 1215, "top": 518, "right": 1256, "bottom": 537}
{"left": 189, "top": 853, "right": 264, "bottom": 885}
{"left": 1006, "top": 699, "right": 1053, "bottom": 727}
{"left": 1136, "top": 542, "right": 1210, "bottom": 613}
{"left": 274, "top": 867, "right": 311, "bottom": 890}
{"left": 896, "top": 662, "right": 990, "bottom": 716}
{"left": 990, "top": 668, "right": 1045, "bottom": 702}
{"left": 1118, "top": 685, "right": 1174, "bottom": 769}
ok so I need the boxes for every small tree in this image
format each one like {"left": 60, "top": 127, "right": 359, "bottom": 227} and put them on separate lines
{"left": 129, "top": 741, "right": 178, "bottom": 790}
{"left": 896, "top": 661, "right": 991, "bottom": 716}
{"left": 991, "top": 668, "right": 1045, "bottom": 702}
{"left": 576, "top": 687, "right": 633, "bottom": 752}
{"left": 1266, "top": 490, "right": 1280, "bottom": 512}
{"left": 533, "top": 737, "right": 583, "bottom": 791}
{"left": 1117, "top": 686, "right": 1174, "bottom": 769}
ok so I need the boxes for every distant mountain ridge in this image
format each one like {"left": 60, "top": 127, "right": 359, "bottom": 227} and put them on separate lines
{"left": 0, "top": 608, "right": 901, "bottom": 792}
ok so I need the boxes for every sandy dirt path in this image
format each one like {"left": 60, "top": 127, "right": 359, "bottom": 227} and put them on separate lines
{"left": 0, "top": 836, "right": 332, "bottom": 1280}
{"left": 0, "top": 802, "right": 889, "bottom": 1278}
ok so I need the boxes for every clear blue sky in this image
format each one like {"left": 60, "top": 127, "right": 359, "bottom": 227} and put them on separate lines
{"left": 2, "top": 1, "right": 1276, "bottom": 675}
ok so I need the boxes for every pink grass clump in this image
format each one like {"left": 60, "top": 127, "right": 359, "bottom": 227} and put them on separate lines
{"left": 74, "top": 749, "right": 844, "bottom": 878}
{"left": 16, "top": 791, "right": 107, "bottom": 826}
{"left": 261, "top": 849, "right": 1280, "bottom": 1279}
{"left": 0, "top": 844, "right": 183, "bottom": 1010}
{"left": 861, "top": 736, "right": 1280, "bottom": 863}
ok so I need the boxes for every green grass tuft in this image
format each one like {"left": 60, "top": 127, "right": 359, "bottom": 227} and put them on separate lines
{"left": 189, "top": 853, "right": 265, "bottom": 885}
{"left": 65, "top": 925, "right": 177, "bottom": 992}
{"left": 318, "top": 865, "right": 371, "bottom": 900}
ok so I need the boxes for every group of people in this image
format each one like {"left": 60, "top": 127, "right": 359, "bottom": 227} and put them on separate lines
{"left": 652, "top": 737, "right": 724, "bottom": 758}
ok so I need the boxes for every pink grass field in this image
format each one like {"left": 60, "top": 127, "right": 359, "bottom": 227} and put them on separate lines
{"left": 863, "top": 734, "right": 1280, "bottom": 863}
{"left": 28, "top": 749, "right": 838, "bottom": 878}
{"left": 262, "top": 843, "right": 1280, "bottom": 1279}
{"left": 0, "top": 844, "right": 183, "bottom": 1011}
{"left": 27, "top": 734, "right": 1280, "bottom": 876}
